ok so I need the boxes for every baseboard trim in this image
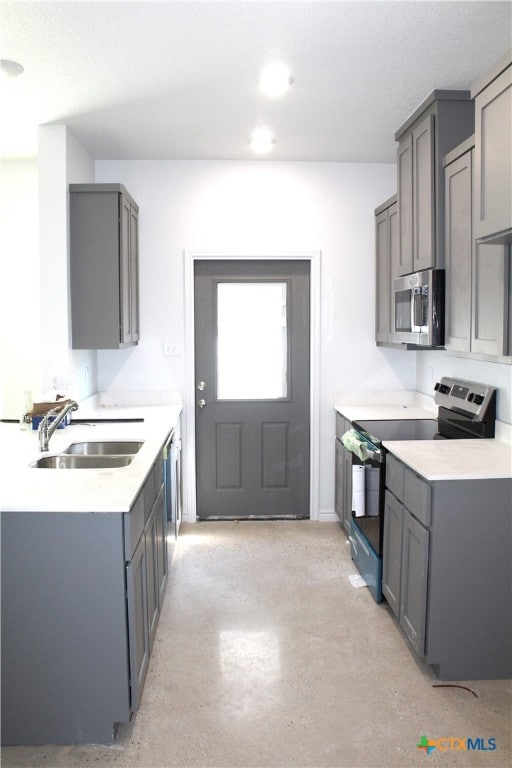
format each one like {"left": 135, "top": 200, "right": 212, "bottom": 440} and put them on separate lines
{"left": 318, "top": 509, "right": 338, "bottom": 522}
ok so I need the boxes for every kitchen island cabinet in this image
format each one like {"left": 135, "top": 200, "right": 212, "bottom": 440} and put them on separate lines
{"left": 382, "top": 452, "right": 512, "bottom": 680}
{"left": 1, "top": 456, "right": 167, "bottom": 745}
{"left": 0, "top": 408, "right": 181, "bottom": 745}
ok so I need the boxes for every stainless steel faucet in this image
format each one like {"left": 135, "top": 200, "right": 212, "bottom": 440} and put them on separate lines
{"left": 38, "top": 400, "right": 79, "bottom": 451}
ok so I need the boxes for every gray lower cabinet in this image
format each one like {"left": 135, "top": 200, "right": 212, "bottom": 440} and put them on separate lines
{"left": 444, "top": 139, "right": 511, "bottom": 361}
{"left": 334, "top": 412, "right": 353, "bottom": 534}
{"left": 1, "top": 454, "right": 168, "bottom": 745}
{"left": 472, "top": 51, "right": 512, "bottom": 244}
{"left": 375, "top": 195, "right": 400, "bottom": 345}
{"left": 70, "top": 183, "right": 140, "bottom": 349}
{"left": 395, "top": 90, "right": 474, "bottom": 276}
{"left": 382, "top": 453, "right": 512, "bottom": 680}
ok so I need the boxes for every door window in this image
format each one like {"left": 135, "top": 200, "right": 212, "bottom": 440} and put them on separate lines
{"left": 216, "top": 281, "right": 288, "bottom": 400}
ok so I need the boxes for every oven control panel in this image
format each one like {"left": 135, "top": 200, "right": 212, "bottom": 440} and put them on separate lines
{"left": 434, "top": 377, "right": 496, "bottom": 421}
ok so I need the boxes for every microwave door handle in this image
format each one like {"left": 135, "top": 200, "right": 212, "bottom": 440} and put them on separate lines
{"left": 412, "top": 286, "right": 424, "bottom": 330}
{"left": 411, "top": 287, "right": 419, "bottom": 331}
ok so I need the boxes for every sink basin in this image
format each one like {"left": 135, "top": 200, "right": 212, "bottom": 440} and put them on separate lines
{"left": 62, "top": 441, "right": 144, "bottom": 455}
{"left": 30, "top": 454, "right": 134, "bottom": 469}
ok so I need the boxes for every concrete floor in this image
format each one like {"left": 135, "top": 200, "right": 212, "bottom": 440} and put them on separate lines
{"left": 2, "top": 521, "right": 511, "bottom": 768}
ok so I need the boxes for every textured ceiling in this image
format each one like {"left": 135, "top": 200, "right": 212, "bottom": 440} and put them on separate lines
{"left": 1, "top": 1, "right": 511, "bottom": 162}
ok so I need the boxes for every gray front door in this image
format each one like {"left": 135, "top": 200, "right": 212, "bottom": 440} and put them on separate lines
{"left": 194, "top": 260, "right": 310, "bottom": 520}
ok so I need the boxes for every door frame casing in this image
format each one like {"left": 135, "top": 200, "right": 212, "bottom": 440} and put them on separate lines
{"left": 183, "top": 251, "right": 321, "bottom": 522}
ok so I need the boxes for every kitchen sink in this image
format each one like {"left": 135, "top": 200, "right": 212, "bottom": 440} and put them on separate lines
{"left": 30, "top": 454, "right": 134, "bottom": 469}
{"left": 62, "top": 440, "right": 144, "bottom": 455}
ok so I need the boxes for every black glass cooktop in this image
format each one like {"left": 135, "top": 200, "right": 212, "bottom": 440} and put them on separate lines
{"left": 352, "top": 418, "right": 441, "bottom": 445}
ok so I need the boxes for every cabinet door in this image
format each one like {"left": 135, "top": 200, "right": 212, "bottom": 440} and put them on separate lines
{"left": 129, "top": 204, "right": 140, "bottom": 343}
{"left": 154, "top": 483, "right": 168, "bottom": 608}
{"left": 397, "top": 135, "right": 413, "bottom": 276}
{"left": 375, "top": 202, "right": 399, "bottom": 343}
{"left": 474, "top": 66, "right": 512, "bottom": 240}
{"left": 145, "top": 504, "right": 160, "bottom": 651}
{"left": 375, "top": 209, "right": 390, "bottom": 343}
{"left": 334, "top": 439, "right": 344, "bottom": 523}
{"left": 120, "top": 195, "right": 132, "bottom": 345}
{"left": 126, "top": 533, "right": 150, "bottom": 711}
{"left": 399, "top": 509, "right": 429, "bottom": 656}
{"left": 388, "top": 202, "right": 400, "bottom": 281}
{"left": 382, "top": 491, "right": 402, "bottom": 618}
{"left": 342, "top": 448, "right": 353, "bottom": 534}
{"left": 413, "top": 113, "right": 436, "bottom": 272}
{"left": 120, "top": 198, "right": 140, "bottom": 345}
{"left": 471, "top": 241, "right": 509, "bottom": 357}
{"left": 445, "top": 150, "right": 472, "bottom": 352}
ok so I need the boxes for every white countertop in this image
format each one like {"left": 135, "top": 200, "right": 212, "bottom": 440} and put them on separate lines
{"left": 335, "top": 391, "right": 512, "bottom": 481}
{"left": 383, "top": 439, "right": 512, "bottom": 481}
{"left": 0, "top": 404, "right": 182, "bottom": 513}
{"left": 335, "top": 390, "right": 437, "bottom": 422}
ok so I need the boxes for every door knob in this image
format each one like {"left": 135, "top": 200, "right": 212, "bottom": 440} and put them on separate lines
{"left": 198, "top": 399, "right": 206, "bottom": 409}
{"left": 197, "top": 381, "right": 206, "bottom": 391}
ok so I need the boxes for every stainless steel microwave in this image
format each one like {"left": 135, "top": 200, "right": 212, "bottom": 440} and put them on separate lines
{"left": 392, "top": 269, "right": 445, "bottom": 347}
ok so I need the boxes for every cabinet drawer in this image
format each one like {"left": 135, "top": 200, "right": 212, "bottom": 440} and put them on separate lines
{"left": 124, "top": 489, "right": 145, "bottom": 561}
{"left": 386, "top": 454, "right": 404, "bottom": 500}
{"left": 403, "top": 468, "right": 431, "bottom": 527}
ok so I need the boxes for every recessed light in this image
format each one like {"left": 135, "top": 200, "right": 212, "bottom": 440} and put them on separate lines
{"left": 249, "top": 127, "right": 275, "bottom": 155}
{"left": 0, "top": 59, "right": 24, "bottom": 78}
{"left": 259, "top": 62, "right": 292, "bottom": 98}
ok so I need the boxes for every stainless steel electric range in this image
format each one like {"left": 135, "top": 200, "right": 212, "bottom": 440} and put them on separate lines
{"left": 345, "top": 377, "right": 497, "bottom": 602}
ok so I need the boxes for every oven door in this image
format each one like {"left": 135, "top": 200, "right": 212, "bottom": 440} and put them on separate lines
{"left": 344, "top": 445, "right": 384, "bottom": 604}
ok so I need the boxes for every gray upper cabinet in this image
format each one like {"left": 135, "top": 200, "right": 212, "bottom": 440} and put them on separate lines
{"left": 375, "top": 195, "right": 400, "bottom": 345}
{"left": 70, "top": 184, "right": 140, "bottom": 349}
{"left": 444, "top": 138, "right": 511, "bottom": 362}
{"left": 395, "top": 91, "right": 474, "bottom": 276}
{"left": 471, "top": 50, "right": 512, "bottom": 245}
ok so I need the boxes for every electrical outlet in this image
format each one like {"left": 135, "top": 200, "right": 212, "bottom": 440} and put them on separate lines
{"left": 163, "top": 342, "right": 179, "bottom": 357}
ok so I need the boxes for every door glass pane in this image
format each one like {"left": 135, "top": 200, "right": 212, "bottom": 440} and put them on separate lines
{"left": 217, "top": 282, "right": 287, "bottom": 399}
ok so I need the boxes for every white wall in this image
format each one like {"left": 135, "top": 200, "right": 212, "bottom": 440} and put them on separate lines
{"left": 95, "top": 159, "right": 413, "bottom": 516}
{"left": 65, "top": 130, "right": 98, "bottom": 400}
{"left": 0, "top": 159, "right": 40, "bottom": 418}
{"left": 38, "top": 125, "right": 98, "bottom": 402}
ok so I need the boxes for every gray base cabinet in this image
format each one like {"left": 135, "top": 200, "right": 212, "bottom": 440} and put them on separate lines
{"left": 444, "top": 138, "right": 511, "bottom": 362}
{"left": 1, "top": 453, "right": 168, "bottom": 745}
{"left": 70, "top": 184, "right": 140, "bottom": 349}
{"left": 382, "top": 453, "right": 512, "bottom": 680}
{"left": 395, "top": 91, "right": 474, "bottom": 276}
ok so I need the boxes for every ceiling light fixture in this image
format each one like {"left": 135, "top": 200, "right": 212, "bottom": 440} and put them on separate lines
{"left": 259, "top": 62, "right": 292, "bottom": 98}
{"left": 249, "top": 127, "right": 275, "bottom": 155}
{"left": 0, "top": 59, "right": 24, "bottom": 78}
